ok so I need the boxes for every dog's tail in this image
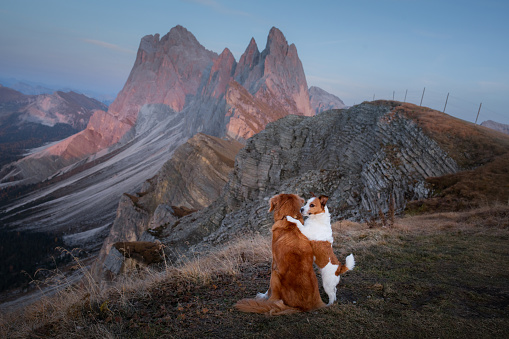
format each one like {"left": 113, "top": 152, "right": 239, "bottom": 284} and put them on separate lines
{"left": 336, "top": 253, "right": 355, "bottom": 275}
{"left": 234, "top": 298, "right": 300, "bottom": 315}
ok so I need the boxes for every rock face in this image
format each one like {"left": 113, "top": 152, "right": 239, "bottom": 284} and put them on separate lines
{"left": 481, "top": 120, "right": 509, "bottom": 135}
{"left": 109, "top": 25, "right": 218, "bottom": 124}
{"left": 0, "top": 25, "right": 346, "bottom": 285}
{"left": 142, "top": 102, "right": 463, "bottom": 259}
{"left": 225, "top": 28, "right": 314, "bottom": 140}
{"left": 309, "top": 86, "right": 346, "bottom": 114}
{"left": 94, "top": 133, "right": 242, "bottom": 278}
{"left": 2, "top": 25, "right": 325, "bottom": 186}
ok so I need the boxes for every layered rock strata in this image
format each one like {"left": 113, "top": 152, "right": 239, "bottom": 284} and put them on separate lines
{"left": 143, "top": 102, "right": 461, "bottom": 259}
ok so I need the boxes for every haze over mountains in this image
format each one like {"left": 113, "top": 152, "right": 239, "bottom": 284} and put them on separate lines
{"left": 0, "top": 86, "right": 106, "bottom": 168}
{"left": 0, "top": 25, "right": 345, "bottom": 288}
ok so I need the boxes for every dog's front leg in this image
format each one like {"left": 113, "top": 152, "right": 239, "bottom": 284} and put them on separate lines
{"left": 286, "top": 216, "right": 304, "bottom": 231}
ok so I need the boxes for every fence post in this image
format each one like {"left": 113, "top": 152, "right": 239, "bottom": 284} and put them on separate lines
{"left": 443, "top": 93, "right": 449, "bottom": 113}
{"left": 475, "top": 102, "right": 482, "bottom": 124}
{"left": 393, "top": 91, "right": 395, "bottom": 100}
{"left": 420, "top": 87, "right": 426, "bottom": 106}
{"left": 404, "top": 89, "right": 407, "bottom": 103}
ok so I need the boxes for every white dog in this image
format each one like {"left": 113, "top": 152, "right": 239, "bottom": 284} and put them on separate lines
{"left": 287, "top": 194, "right": 355, "bottom": 305}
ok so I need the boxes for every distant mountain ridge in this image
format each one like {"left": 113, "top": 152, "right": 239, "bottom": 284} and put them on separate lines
{"left": 309, "top": 86, "right": 346, "bottom": 114}
{"left": 0, "top": 78, "right": 116, "bottom": 106}
{"left": 481, "top": 120, "right": 509, "bottom": 135}
{"left": 0, "top": 25, "right": 343, "bottom": 255}
{"left": 0, "top": 86, "right": 106, "bottom": 168}
{"left": 1, "top": 25, "right": 338, "bottom": 187}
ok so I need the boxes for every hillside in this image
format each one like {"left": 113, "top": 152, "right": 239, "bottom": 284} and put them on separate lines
{"left": 92, "top": 100, "right": 509, "bottom": 281}
{"left": 1, "top": 205, "right": 507, "bottom": 338}
{"left": 1, "top": 100, "right": 509, "bottom": 336}
{"left": 0, "top": 87, "right": 106, "bottom": 168}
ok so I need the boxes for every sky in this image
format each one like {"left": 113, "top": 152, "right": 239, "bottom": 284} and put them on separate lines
{"left": 1, "top": 0, "right": 508, "bottom": 124}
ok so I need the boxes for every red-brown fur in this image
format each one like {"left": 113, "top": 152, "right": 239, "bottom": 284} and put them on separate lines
{"left": 311, "top": 241, "right": 350, "bottom": 276}
{"left": 234, "top": 194, "right": 325, "bottom": 315}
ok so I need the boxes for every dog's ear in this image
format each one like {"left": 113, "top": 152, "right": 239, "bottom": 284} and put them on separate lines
{"left": 319, "top": 195, "right": 329, "bottom": 207}
{"left": 310, "top": 192, "right": 316, "bottom": 197}
{"left": 300, "top": 197, "right": 305, "bottom": 205}
{"left": 268, "top": 195, "right": 279, "bottom": 212}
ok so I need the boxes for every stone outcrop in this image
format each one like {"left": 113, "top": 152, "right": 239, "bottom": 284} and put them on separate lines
{"left": 144, "top": 102, "right": 464, "bottom": 259}
{"left": 309, "top": 86, "right": 346, "bottom": 114}
{"left": 94, "top": 133, "right": 242, "bottom": 278}
{"left": 103, "top": 241, "right": 164, "bottom": 276}
{"left": 143, "top": 133, "right": 243, "bottom": 211}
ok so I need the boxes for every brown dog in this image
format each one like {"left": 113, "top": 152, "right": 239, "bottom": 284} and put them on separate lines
{"left": 235, "top": 193, "right": 325, "bottom": 315}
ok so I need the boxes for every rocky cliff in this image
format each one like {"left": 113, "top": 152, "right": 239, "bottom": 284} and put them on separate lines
{"left": 95, "top": 133, "right": 242, "bottom": 277}
{"left": 1, "top": 26, "right": 327, "bottom": 186}
{"left": 124, "top": 101, "right": 479, "bottom": 262}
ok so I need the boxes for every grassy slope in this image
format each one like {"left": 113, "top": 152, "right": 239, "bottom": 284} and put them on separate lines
{"left": 1, "top": 206, "right": 508, "bottom": 338}
{"left": 390, "top": 101, "right": 509, "bottom": 212}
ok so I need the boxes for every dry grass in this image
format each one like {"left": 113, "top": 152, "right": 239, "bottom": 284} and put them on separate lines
{"left": 173, "top": 235, "right": 271, "bottom": 284}
{"left": 377, "top": 102, "right": 509, "bottom": 213}
{"left": 1, "top": 207, "right": 508, "bottom": 338}
{"left": 0, "top": 234, "right": 271, "bottom": 338}
{"left": 393, "top": 102, "right": 509, "bottom": 168}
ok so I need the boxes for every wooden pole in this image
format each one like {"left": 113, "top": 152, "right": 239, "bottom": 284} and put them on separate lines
{"left": 373, "top": 94, "right": 375, "bottom": 101}
{"left": 443, "top": 93, "right": 449, "bottom": 113}
{"left": 420, "top": 87, "right": 426, "bottom": 106}
{"left": 393, "top": 91, "right": 395, "bottom": 100}
{"left": 404, "top": 89, "right": 408, "bottom": 103}
{"left": 475, "top": 102, "right": 482, "bottom": 124}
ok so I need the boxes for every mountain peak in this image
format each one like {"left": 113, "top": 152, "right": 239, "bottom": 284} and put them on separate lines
{"left": 234, "top": 37, "right": 261, "bottom": 87}
{"left": 161, "top": 24, "right": 201, "bottom": 47}
{"left": 265, "top": 27, "right": 288, "bottom": 53}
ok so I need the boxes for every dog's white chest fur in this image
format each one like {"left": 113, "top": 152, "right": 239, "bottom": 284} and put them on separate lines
{"left": 299, "top": 207, "right": 333, "bottom": 244}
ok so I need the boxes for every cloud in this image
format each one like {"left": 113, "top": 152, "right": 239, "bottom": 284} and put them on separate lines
{"left": 184, "top": 0, "right": 250, "bottom": 17}
{"left": 83, "top": 39, "right": 136, "bottom": 55}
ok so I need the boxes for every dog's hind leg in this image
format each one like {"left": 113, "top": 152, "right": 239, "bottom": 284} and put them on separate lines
{"left": 321, "top": 262, "right": 341, "bottom": 305}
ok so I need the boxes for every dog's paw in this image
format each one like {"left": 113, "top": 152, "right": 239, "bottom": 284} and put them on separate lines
{"left": 286, "top": 216, "right": 298, "bottom": 223}
{"left": 256, "top": 291, "right": 269, "bottom": 299}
